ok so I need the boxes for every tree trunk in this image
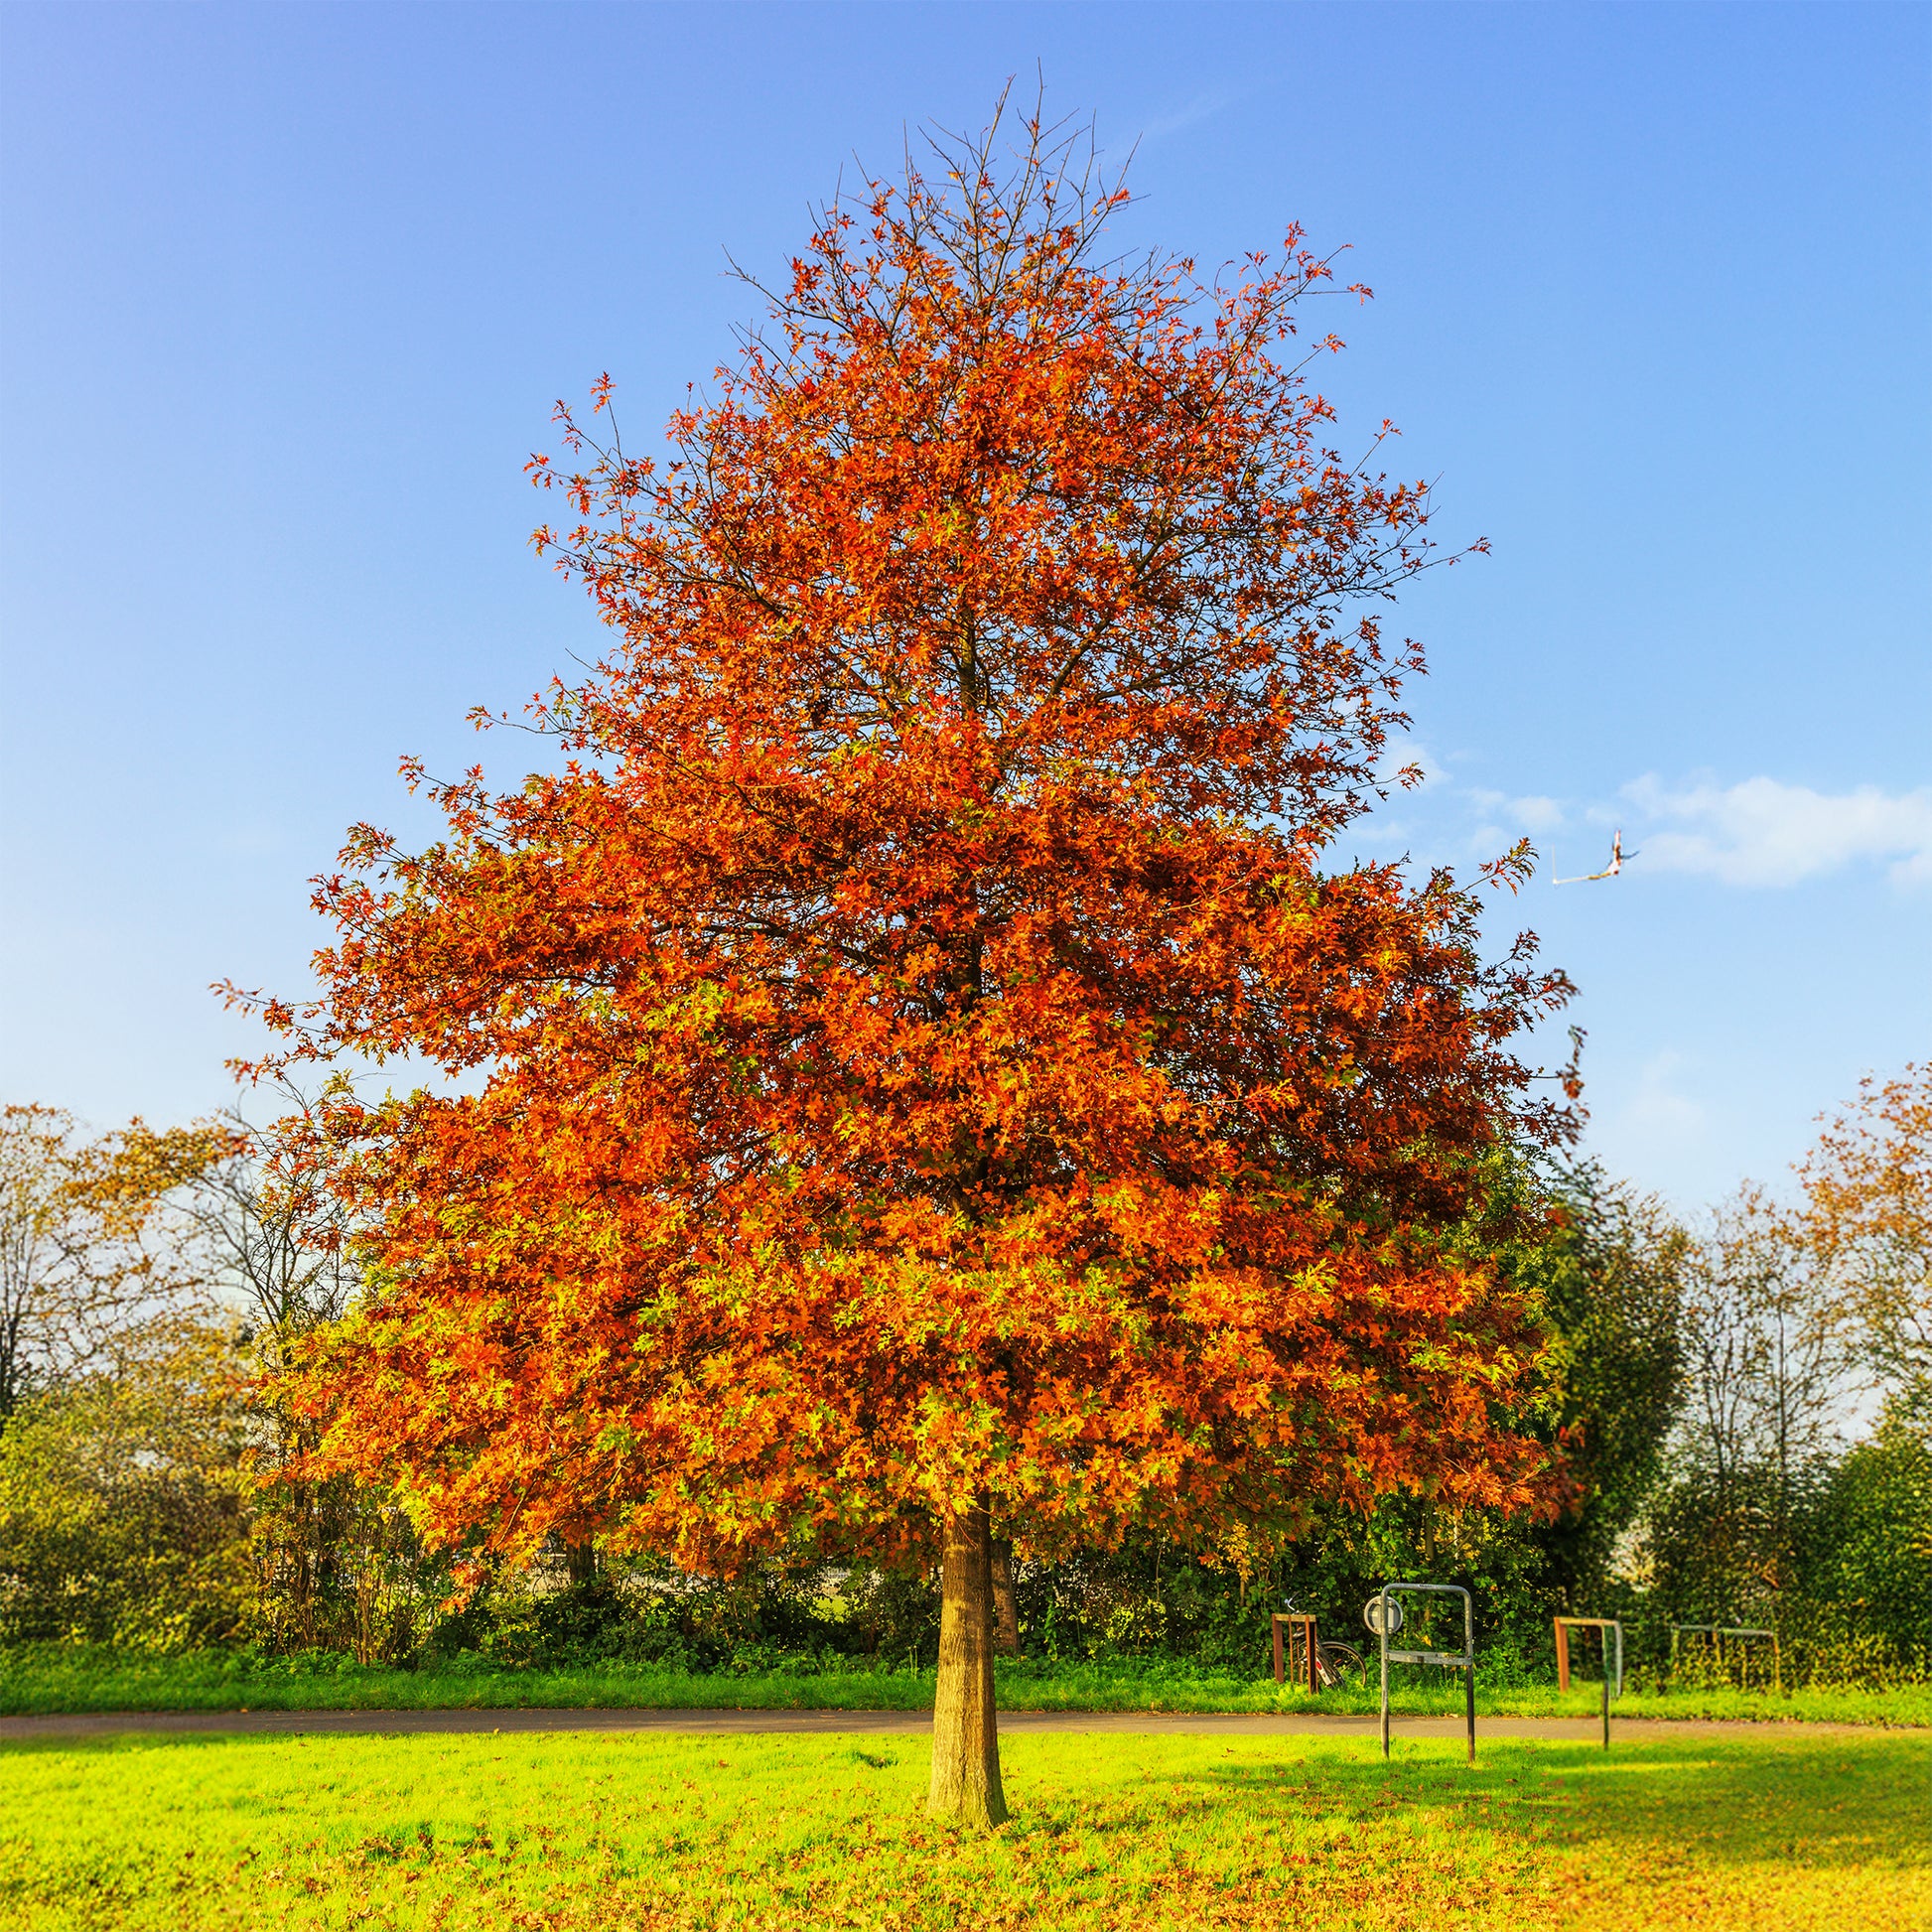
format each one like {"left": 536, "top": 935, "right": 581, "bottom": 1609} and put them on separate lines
{"left": 929, "top": 1497, "right": 1009, "bottom": 1827}
{"left": 991, "top": 1538, "right": 1020, "bottom": 1654}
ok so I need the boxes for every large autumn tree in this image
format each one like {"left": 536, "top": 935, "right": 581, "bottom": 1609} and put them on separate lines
{"left": 240, "top": 104, "right": 1574, "bottom": 1825}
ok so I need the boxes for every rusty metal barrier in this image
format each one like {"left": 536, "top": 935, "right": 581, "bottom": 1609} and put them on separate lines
{"left": 1554, "top": 1615, "right": 1623, "bottom": 1748}
{"left": 1271, "top": 1611, "right": 1319, "bottom": 1691}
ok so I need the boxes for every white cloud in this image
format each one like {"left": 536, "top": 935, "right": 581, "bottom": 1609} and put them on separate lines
{"left": 1621, "top": 774, "right": 1932, "bottom": 889}
{"left": 1376, "top": 749, "right": 1929, "bottom": 892}
{"left": 1469, "top": 786, "right": 1566, "bottom": 833}
{"left": 1510, "top": 794, "right": 1567, "bottom": 834}
{"left": 1623, "top": 1051, "right": 1708, "bottom": 1144}
{"left": 1375, "top": 733, "right": 1446, "bottom": 792}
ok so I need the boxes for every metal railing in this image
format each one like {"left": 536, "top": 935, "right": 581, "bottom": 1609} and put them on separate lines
{"left": 1370, "top": 1581, "right": 1475, "bottom": 1763}
{"left": 1670, "top": 1623, "right": 1781, "bottom": 1692}
{"left": 1554, "top": 1616, "right": 1623, "bottom": 1748}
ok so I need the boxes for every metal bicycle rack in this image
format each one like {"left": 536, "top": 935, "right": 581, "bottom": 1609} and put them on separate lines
{"left": 1555, "top": 1616, "right": 1624, "bottom": 1699}
{"left": 1271, "top": 1611, "right": 1319, "bottom": 1691}
{"left": 1670, "top": 1622, "right": 1781, "bottom": 1692}
{"left": 1368, "top": 1581, "right": 1475, "bottom": 1763}
{"left": 1554, "top": 1616, "right": 1623, "bottom": 1749}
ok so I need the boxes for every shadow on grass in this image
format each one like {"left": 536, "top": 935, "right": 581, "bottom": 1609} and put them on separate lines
{"left": 1187, "top": 1733, "right": 1932, "bottom": 1873}
{"left": 0, "top": 1731, "right": 242, "bottom": 1758}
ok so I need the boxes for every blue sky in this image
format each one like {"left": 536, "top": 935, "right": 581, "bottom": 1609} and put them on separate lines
{"left": 2, "top": 1, "right": 1926, "bottom": 1210}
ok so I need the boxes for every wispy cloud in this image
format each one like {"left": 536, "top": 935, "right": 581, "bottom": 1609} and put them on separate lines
{"left": 1139, "top": 89, "right": 1243, "bottom": 143}
{"left": 1619, "top": 775, "right": 1932, "bottom": 889}
{"left": 1384, "top": 744, "right": 1567, "bottom": 863}
{"left": 1375, "top": 733, "right": 1444, "bottom": 792}
{"left": 1623, "top": 1050, "right": 1709, "bottom": 1144}
{"left": 1469, "top": 787, "right": 1566, "bottom": 834}
{"left": 1374, "top": 750, "right": 1929, "bottom": 890}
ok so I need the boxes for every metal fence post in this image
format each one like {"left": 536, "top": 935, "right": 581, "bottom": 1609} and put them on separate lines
{"left": 1463, "top": 1588, "right": 1476, "bottom": 1764}
{"left": 1379, "top": 1587, "right": 1391, "bottom": 1760}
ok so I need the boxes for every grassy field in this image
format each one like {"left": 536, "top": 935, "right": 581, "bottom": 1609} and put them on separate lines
{"left": 3, "top": 1645, "right": 1926, "bottom": 1728}
{"left": 3, "top": 1725, "right": 1927, "bottom": 1930}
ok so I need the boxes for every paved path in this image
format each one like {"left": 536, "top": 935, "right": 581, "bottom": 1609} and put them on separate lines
{"left": 0, "top": 1707, "right": 1887, "bottom": 1742}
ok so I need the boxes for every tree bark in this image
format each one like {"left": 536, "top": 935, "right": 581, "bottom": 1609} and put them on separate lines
{"left": 929, "top": 1497, "right": 1009, "bottom": 1827}
{"left": 991, "top": 1538, "right": 1020, "bottom": 1654}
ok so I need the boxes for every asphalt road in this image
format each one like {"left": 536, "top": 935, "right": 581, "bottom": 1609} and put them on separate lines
{"left": 0, "top": 1707, "right": 1874, "bottom": 1741}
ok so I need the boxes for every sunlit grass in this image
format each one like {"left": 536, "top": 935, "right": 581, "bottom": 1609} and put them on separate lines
{"left": 3, "top": 1726, "right": 1926, "bottom": 1929}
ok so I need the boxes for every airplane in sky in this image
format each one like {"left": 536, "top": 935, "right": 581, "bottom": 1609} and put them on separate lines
{"left": 1554, "top": 829, "right": 1637, "bottom": 886}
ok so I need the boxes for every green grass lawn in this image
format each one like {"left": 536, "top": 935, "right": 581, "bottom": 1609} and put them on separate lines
{"left": 3, "top": 1645, "right": 1926, "bottom": 1728}
{"left": 3, "top": 1725, "right": 1926, "bottom": 1929}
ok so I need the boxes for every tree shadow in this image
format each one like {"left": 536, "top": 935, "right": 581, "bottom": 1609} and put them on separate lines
{"left": 1182, "top": 1733, "right": 1932, "bottom": 1873}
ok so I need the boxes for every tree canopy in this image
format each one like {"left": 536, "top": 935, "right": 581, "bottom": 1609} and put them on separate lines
{"left": 237, "top": 101, "right": 1576, "bottom": 1823}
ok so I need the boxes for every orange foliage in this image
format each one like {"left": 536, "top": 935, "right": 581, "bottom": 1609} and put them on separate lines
{"left": 1799, "top": 1061, "right": 1932, "bottom": 1387}
{"left": 233, "top": 110, "right": 1574, "bottom": 1583}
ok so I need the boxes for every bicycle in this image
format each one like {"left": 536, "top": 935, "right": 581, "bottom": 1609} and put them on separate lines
{"left": 1281, "top": 1597, "right": 1368, "bottom": 1691}
{"left": 1314, "top": 1639, "right": 1367, "bottom": 1690}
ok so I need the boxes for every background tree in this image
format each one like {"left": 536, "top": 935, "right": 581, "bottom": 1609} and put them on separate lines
{"left": 0, "top": 1109, "right": 248, "bottom": 1651}
{"left": 239, "top": 99, "right": 1574, "bottom": 1825}
{"left": 182, "top": 1099, "right": 357, "bottom": 1648}
{"left": 1795, "top": 1399, "right": 1932, "bottom": 1676}
{"left": 1679, "top": 1190, "right": 1854, "bottom": 1520}
{"left": 1522, "top": 1160, "right": 1687, "bottom": 1611}
{"left": 1642, "top": 1187, "right": 1859, "bottom": 1635}
{"left": 0, "top": 1321, "right": 252, "bottom": 1650}
{"left": 159, "top": 1099, "right": 434, "bottom": 1662}
{"left": 0, "top": 1105, "right": 224, "bottom": 1428}
{"left": 185, "top": 1099, "right": 358, "bottom": 1345}
{"left": 1800, "top": 1061, "right": 1931, "bottom": 1398}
